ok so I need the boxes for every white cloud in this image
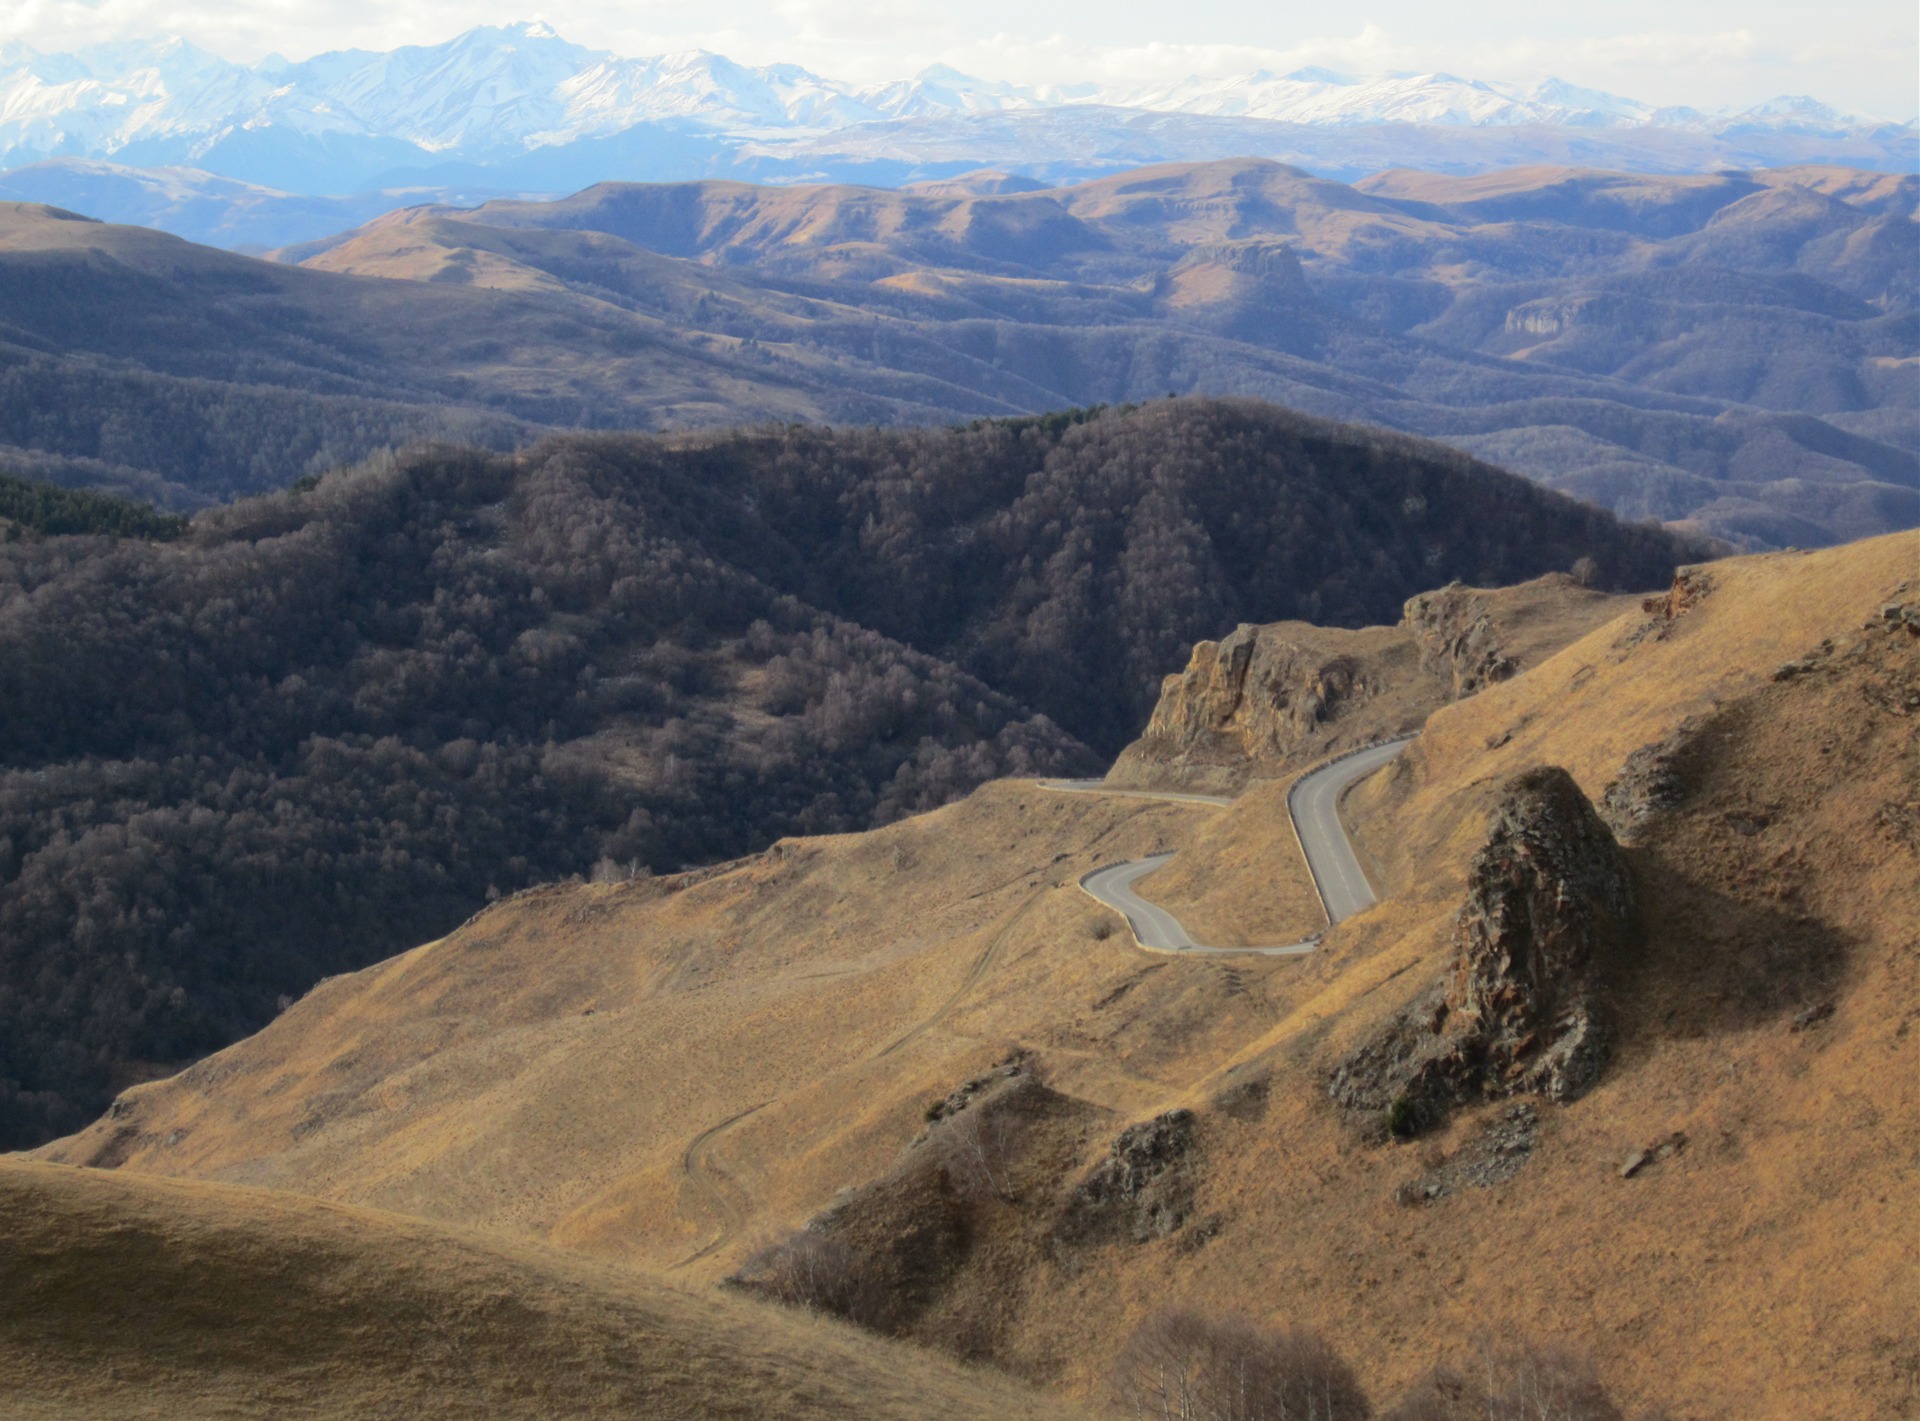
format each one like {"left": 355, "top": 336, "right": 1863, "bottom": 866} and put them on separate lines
{"left": 2, "top": 0, "right": 1913, "bottom": 118}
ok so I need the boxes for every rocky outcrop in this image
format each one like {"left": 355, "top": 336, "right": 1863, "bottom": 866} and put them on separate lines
{"left": 1108, "top": 574, "right": 1629, "bottom": 791}
{"left": 920, "top": 1058, "right": 1029, "bottom": 1128}
{"left": 1330, "top": 767, "right": 1636, "bottom": 1130}
{"left": 1403, "top": 583, "right": 1516, "bottom": 699}
{"left": 1056, "top": 1108, "right": 1197, "bottom": 1245}
{"left": 1622, "top": 566, "right": 1714, "bottom": 646}
{"left": 1110, "top": 624, "right": 1383, "bottom": 785}
{"left": 1599, "top": 717, "right": 1701, "bottom": 839}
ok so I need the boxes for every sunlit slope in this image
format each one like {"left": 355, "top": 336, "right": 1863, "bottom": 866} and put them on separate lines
{"left": 1160, "top": 528, "right": 1919, "bottom": 1416}
{"left": 1107, "top": 570, "right": 1638, "bottom": 794}
{"left": 0, "top": 1159, "right": 1085, "bottom": 1421}
{"left": 32, "top": 531, "right": 1919, "bottom": 1417}
{"left": 35, "top": 781, "right": 1299, "bottom": 1261}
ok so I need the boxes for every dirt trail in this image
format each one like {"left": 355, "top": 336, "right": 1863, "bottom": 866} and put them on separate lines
{"left": 877, "top": 883, "right": 1052, "bottom": 1059}
{"left": 669, "top": 787, "right": 1211, "bottom": 1264}
{"left": 671, "top": 1101, "right": 771, "bottom": 1269}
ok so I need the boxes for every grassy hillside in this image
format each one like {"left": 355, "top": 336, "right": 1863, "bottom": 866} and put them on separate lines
{"left": 0, "top": 398, "right": 1701, "bottom": 1150}
{"left": 40, "top": 530, "right": 1913, "bottom": 1417}
{"left": 3, "top": 159, "right": 1914, "bottom": 546}
{"left": 299, "top": 160, "right": 1920, "bottom": 547}
{"left": 0, "top": 1160, "right": 1085, "bottom": 1420}
{"left": 1105, "top": 571, "right": 1640, "bottom": 795}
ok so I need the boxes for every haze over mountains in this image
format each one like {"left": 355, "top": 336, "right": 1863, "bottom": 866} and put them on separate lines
{"left": 2, "top": 6, "right": 1914, "bottom": 1412}
{"left": 3, "top": 158, "right": 1914, "bottom": 548}
{"left": 0, "top": 20, "right": 1912, "bottom": 237}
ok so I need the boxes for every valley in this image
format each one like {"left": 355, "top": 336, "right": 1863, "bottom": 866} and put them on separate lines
{"left": 17, "top": 526, "right": 1915, "bottom": 1416}
{"left": 0, "top": 9, "right": 1913, "bottom": 1419}
{"left": 0, "top": 400, "right": 1695, "bottom": 1149}
{"left": 2, "top": 157, "right": 1914, "bottom": 546}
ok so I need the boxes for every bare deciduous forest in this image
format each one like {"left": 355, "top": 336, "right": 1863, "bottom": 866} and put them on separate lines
{"left": 0, "top": 398, "right": 1706, "bottom": 1146}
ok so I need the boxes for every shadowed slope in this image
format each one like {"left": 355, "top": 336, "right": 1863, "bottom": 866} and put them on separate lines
{"left": 0, "top": 1159, "right": 1086, "bottom": 1420}
{"left": 34, "top": 532, "right": 1918, "bottom": 1418}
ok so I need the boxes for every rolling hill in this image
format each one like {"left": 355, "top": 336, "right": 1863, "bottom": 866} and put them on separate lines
{"left": 2, "top": 157, "right": 1913, "bottom": 546}
{"left": 0, "top": 399, "right": 1701, "bottom": 1149}
{"left": 0, "top": 1158, "right": 1085, "bottom": 1419}
{"left": 34, "top": 528, "right": 1915, "bottom": 1416}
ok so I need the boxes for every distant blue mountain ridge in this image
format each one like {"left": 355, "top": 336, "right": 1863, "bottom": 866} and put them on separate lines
{"left": 0, "top": 22, "right": 1913, "bottom": 249}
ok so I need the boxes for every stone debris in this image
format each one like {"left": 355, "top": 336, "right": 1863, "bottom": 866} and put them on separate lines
{"left": 1620, "top": 1131, "right": 1687, "bottom": 1179}
{"left": 1395, "top": 1102, "right": 1539, "bottom": 1205}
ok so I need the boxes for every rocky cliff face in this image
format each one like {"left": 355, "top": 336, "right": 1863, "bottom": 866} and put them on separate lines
{"left": 1330, "top": 766, "right": 1636, "bottom": 1128}
{"left": 1117, "top": 623, "right": 1382, "bottom": 775}
{"left": 1106, "top": 574, "right": 1633, "bottom": 792}
{"left": 1403, "top": 582, "right": 1517, "bottom": 699}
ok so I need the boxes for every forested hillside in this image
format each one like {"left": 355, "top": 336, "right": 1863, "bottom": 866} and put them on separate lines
{"left": 0, "top": 471, "right": 187, "bottom": 539}
{"left": 4, "top": 159, "right": 1915, "bottom": 546}
{"left": 0, "top": 399, "right": 1708, "bottom": 1147}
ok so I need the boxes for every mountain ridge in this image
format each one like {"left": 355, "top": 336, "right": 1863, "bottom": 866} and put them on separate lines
{"left": 0, "top": 400, "right": 1702, "bottom": 1148}
{"left": 2, "top": 160, "right": 1913, "bottom": 548}
{"left": 2, "top": 22, "right": 1911, "bottom": 199}
{"left": 30, "top": 527, "right": 1916, "bottom": 1417}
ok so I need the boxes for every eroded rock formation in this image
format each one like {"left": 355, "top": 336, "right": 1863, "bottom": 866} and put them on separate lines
{"left": 1600, "top": 717, "right": 1701, "bottom": 840}
{"left": 1330, "top": 766, "right": 1636, "bottom": 1130}
{"left": 1056, "top": 1108, "right": 1198, "bottom": 1245}
{"left": 1129, "top": 626, "right": 1377, "bottom": 765}
{"left": 1403, "top": 582, "right": 1517, "bottom": 699}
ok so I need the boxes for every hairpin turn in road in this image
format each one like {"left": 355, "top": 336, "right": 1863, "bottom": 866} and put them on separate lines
{"left": 1045, "top": 736, "right": 1414, "bottom": 955}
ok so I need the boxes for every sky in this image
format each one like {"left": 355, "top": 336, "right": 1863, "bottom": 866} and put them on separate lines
{"left": 4, "top": 0, "right": 1917, "bottom": 119}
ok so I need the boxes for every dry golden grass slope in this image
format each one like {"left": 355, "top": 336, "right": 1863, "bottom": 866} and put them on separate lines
{"left": 1107, "top": 571, "right": 1635, "bottom": 796}
{"left": 29, "top": 531, "right": 1920, "bottom": 1418}
{"left": 0, "top": 1159, "right": 1084, "bottom": 1420}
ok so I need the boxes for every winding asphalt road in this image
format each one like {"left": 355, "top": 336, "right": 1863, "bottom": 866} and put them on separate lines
{"left": 1047, "top": 736, "right": 1413, "bottom": 956}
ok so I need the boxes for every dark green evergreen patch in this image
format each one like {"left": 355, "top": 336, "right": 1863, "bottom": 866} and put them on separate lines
{"left": 0, "top": 469, "right": 187, "bottom": 540}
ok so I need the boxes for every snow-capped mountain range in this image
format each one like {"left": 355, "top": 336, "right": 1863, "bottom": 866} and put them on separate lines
{"left": 1, "top": 20, "right": 1911, "bottom": 198}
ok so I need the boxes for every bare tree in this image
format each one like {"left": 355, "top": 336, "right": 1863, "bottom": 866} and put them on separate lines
{"left": 728, "top": 1230, "right": 894, "bottom": 1331}
{"left": 1384, "top": 1342, "right": 1623, "bottom": 1421}
{"left": 1113, "top": 1308, "right": 1371, "bottom": 1421}
{"left": 939, "top": 1102, "right": 1022, "bottom": 1201}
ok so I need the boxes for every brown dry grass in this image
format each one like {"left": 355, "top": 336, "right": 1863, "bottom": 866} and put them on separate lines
{"left": 27, "top": 533, "right": 1920, "bottom": 1418}
{"left": 0, "top": 1159, "right": 1086, "bottom": 1420}
{"left": 1121, "top": 574, "right": 1637, "bottom": 945}
{"left": 1107, "top": 573, "right": 1636, "bottom": 796}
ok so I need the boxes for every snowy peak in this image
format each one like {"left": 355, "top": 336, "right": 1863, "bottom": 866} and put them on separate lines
{"left": 857, "top": 65, "right": 1055, "bottom": 119}
{"left": 0, "top": 21, "right": 1903, "bottom": 191}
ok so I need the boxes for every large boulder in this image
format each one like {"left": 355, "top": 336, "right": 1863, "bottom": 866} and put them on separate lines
{"left": 1330, "top": 766, "right": 1636, "bottom": 1130}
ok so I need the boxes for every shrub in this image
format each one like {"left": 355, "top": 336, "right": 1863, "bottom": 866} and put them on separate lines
{"left": 1386, "top": 1095, "right": 1420, "bottom": 1139}
{"left": 937, "top": 1102, "right": 1023, "bottom": 1201}
{"left": 728, "top": 1230, "right": 894, "bottom": 1332}
{"left": 1113, "top": 1308, "right": 1371, "bottom": 1421}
